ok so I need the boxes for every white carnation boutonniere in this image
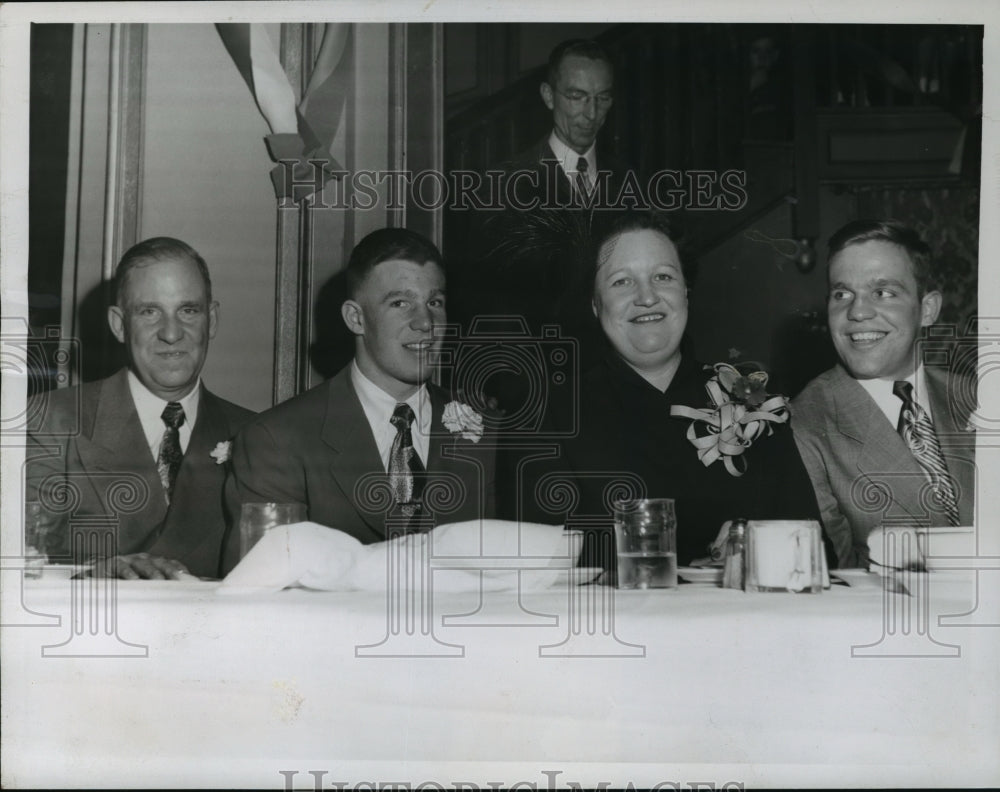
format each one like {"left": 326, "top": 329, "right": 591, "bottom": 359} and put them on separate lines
{"left": 669, "top": 363, "right": 790, "bottom": 477}
{"left": 210, "top": 441, "right": 232, "bottom": 465}
{"left": 442, "top": 401, "right": 484, "bottom": 443}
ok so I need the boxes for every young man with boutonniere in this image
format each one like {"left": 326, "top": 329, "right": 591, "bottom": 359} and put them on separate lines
{"left": 222, "top": 228, "right": 496, "bottom": 575}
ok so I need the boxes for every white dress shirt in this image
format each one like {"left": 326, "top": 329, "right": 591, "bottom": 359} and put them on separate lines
{"left": 548, "top": 131, "right": 596, "bottom": 191}
{"left": 351, "top": 361, "right": 432, "bottom": 472}
{"left": 127, "top": 371, "right": 200, "bottom": 461}
{"left": 857, "top": 365, "right": 934, "bottom": 432}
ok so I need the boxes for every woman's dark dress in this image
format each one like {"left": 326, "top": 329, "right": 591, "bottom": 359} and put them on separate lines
{"left": 531, "top": 352, "right": 822, "bottom": 570}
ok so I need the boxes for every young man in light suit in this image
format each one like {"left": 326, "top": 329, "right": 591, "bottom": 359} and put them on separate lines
{"left": 26, "top": 237, "right": 254, "bottom": 579}
{"left": 223, "top": 228, "right": 496, "bottom": 575}
{"left": 792, "top": 220, "right": 976, "bottom": 568}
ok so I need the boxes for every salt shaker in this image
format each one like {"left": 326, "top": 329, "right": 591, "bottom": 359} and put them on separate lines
{"left": 722, "top": 518, "right": 747, "bottom": 590}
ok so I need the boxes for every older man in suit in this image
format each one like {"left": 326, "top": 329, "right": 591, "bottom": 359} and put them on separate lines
{"left": 503, "top": 38, "right": 627, "bottom": 210}
{"left": 792, "top": 220, "right": 976, "bottom": 569}
{"left": 26, "top": 237, "right": 254, "bottom": 579}
{"left": 223, "top": 228, "right": 496, "bottom": 575}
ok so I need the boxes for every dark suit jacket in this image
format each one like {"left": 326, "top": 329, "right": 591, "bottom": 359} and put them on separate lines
{"left": 25, "top": 368, "right": 254, "bottom": 577}
{"left": 223, "top": 365, "right": 497, "bottom": 575}
{"left": 498, "top": 135, "right": 632, "bottom": 211}
{"left": 449, "top": 135, "right": 633, "bottom": 339}
{"left": 792, "top": 364, "right": 976, "bottom": 568}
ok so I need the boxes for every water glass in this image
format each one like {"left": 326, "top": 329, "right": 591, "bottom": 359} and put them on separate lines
{"left": 238, "top": 502, "right": 307, "bottom": 560}
{"left": 613, "top": 498, "right": 678, "bottom": 589}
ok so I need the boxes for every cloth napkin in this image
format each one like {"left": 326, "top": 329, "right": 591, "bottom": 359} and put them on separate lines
{"left": 217, "top": 519, "right": 575, "bottom": 595}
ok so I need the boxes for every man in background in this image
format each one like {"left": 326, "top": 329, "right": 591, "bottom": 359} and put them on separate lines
{"left": 451, "top": 38, "right": 631, "bottom": 339}
{"left": 507, "top": 38, "right": 622, "bottom": 209}
{"left": 26, "top": 237, "right": 254, "bottom": 579}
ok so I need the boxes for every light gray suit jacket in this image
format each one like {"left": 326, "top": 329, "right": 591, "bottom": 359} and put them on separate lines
{"left": 792, "top": 364, "right": 976, "bottom": 568}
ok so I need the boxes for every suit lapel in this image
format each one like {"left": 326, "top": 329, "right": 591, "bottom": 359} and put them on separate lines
{"left": 322, "top": 370, "right": 385, "bottom": 535}
{"left": 425, "top": 385, "right": 489, "bottom": 524}
{"left": 425, "top": 384, "right": 446, "bottom": 473}
{"left": 925, "top": 365, "right": 969, "bottom": 438}
{"left": 925, "top": 365, "right": 976, "bottom": 523}
{"left": 146, "top": 385, "right": 229, "bottom": 555}
{"left": 540, "top": 140, "right": 574, "bottom": 205}
{"left": 831, "top": 366, "right": 936, "bottom": 525}
{"left": 79, "top": 370, "right": 167, "bottom": 539}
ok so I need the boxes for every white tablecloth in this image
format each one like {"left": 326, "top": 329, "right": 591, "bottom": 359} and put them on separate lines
{"left": 2, "top": 570, "right": 998, "bottom": 788}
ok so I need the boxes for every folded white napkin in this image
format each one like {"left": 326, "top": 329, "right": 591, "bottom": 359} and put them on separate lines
{"left": 217, "top": 519, "right": 575, "bottom": 595}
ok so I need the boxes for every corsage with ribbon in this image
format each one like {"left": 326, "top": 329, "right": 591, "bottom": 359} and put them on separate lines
{"left": 670, "top": 363, "right": 790, "bottom": 477}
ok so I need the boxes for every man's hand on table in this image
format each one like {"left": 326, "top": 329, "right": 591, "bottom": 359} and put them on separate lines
{"left": 88, "top": 553, "right": 195, "bottom": 580}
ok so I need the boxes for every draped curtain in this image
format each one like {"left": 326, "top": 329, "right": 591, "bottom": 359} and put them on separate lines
{"left": 216, "top": 23, "right": 353, "bottom": 200}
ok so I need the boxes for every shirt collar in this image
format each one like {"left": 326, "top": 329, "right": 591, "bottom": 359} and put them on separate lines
{"left": 126, "top": 370, "right": 201, "bottom": 455}
{"left": 350, "top": 360, "right": 430, "bottom": 429}
{"left": 350, "top": 361, "right": 433, "bottom": 470}
{"left": 548, "top": 131, "right": 596, "bottom": 176}
{"left": 127, "top": 369, "right": 201, "bottom": 422}
{"left": 856, "top": 364, "right": 932, "bottom": 428}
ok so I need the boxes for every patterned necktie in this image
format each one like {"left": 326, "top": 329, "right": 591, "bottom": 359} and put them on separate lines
{"left": 574, "top": 156, "right": 590, "bottom": 202}
{"left": 388, "top": 402, "right": 426, "bottom": 514}
{"left": 893, "top": 380, "right": 960, "bottom": 525}
{"left": 157, "top": 402, "right": 185, "bottom": 504}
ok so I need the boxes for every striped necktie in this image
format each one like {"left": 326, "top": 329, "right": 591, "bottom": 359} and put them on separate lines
{"left": 574, "top": 156, "right": 590, "bottom": 202}
{"left": 893, "top": 380, "right": 960, "bottom": 525}
{"left": 157, "top": 401, "right": 185, "bottom": 504}
{"left": 388, "top": 403, "right": 426, "bottom": 529}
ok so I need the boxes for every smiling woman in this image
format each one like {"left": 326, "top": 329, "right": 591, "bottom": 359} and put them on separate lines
{"left": 520, "top": 212, "right": 825, "bottom": 572}
{"left": 591, "top": 219, "right": 689, "bottom": 392}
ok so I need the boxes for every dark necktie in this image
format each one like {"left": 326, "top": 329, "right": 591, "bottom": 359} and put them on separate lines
{"left": 574, "top": 156, "right": 590, "bottom": 202}
{"left": 893, "top": 380, "right": 960, "bottom": 525}
{"left": 157, "top": 402, "right": 185, "bottom": 504}
{"left": 388, "top": 403, "right": 426, "bottom": 519}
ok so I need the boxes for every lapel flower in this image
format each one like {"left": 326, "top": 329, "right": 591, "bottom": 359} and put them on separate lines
{"left": 210, "top": 441, "right": 232, "bottom": 465}
{"left": 670, "top": 363, "right": 790, "bottom": 477}
{"left": 442, "top": 401, "right": 484, "bottom": 443}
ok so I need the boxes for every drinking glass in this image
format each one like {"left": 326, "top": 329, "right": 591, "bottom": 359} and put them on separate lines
{"left": 238, "top": 502, "right": 307, "bottom": 560}
{"left": 613, "top": 498, "right": 678, "bottom": 589}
